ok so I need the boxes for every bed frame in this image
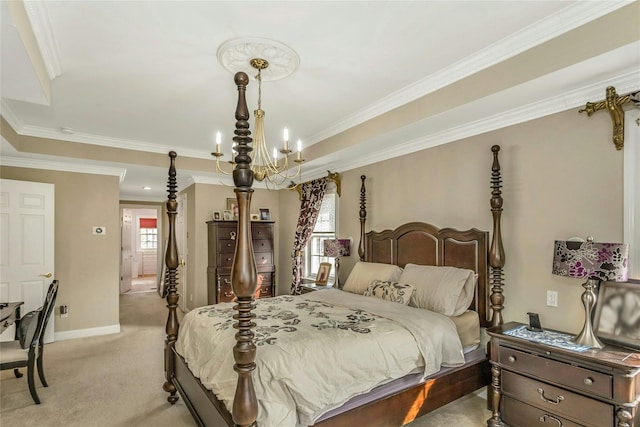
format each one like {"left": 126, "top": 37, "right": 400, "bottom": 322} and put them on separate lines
{"left": 162, "top": 71, "right": 506, "bottom": 427}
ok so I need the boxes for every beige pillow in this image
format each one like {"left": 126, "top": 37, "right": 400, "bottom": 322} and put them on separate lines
{"left": 343, "top": 262, "right": 403, "bottom": 294}
{"left": 398, "top": 264, "right": 476, "bottom": 316}
{"left": 363, "top": 280, "right": 415, "bottom": 305}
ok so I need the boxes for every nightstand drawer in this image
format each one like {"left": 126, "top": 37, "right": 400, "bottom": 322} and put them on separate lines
{"left": 502, "top": 371, "right": 613, "bottom": 427}
{"left": 499, "top": 346, "right": 612, "bottom": 398}
{"left": 502, "top": 396, "right": 583, "bottom": 427}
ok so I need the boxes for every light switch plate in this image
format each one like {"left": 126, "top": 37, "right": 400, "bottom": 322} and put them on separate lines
{"left": 93, "top": 226, "right": 106, "bottom": 235}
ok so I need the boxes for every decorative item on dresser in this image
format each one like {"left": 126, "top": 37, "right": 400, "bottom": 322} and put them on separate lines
{"left": 487, "top": 321, "right": 640, "bottom": 427}
{"left": 594, "top": 280, "right": 640, "bottom": 350}
{"left": 206, "top": 219, "right": 275, "bottom": 304}
{"left": 552, "top": 238, "right": 629, "bottom": 348}
{"left": 323, "top": 238, "right": 351, "bottom": 288}
{"left": 162, "top": 70, "right": 507, "bottom": 427}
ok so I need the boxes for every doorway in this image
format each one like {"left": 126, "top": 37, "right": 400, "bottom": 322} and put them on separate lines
{"left": 120, "top": 205, "right": 162, "bottom": 294}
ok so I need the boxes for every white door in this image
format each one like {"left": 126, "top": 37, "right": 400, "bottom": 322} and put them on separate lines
{"left": 0, "top": 179, "right": 55, "bottom": 343}
{"left": 120, "top": 209, "right": 132, "bottom": 293}
{"left": 176, "top": 193, "right": 187, "bottom": 311}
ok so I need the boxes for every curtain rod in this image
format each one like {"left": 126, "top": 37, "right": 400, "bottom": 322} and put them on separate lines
{"left": 288, "top": 171, "right": 341, "bottom": 200}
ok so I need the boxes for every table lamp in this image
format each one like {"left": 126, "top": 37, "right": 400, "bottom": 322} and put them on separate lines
{"left": 552, "top": 237, "right": 629, "bottom": 348}
{"left": 323, "top": 239, "right": 351, "bottom": 288}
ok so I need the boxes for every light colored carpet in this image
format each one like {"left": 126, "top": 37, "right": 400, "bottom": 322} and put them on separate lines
{"left": 0, "top": 292, "right": 491, "bottom": 426}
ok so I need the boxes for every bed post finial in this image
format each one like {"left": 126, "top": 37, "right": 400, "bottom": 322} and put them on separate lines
{"left": 358, "top": 175, "right": 367, "bottom": 261}
{"left": 489, "top": 145, "right": 505, "bottom": 327}
{"left": 163, "top": 150, "right": 180, "bottom": 404}
{"left": 230, "top": 71, "right": 259, "bottom": 427}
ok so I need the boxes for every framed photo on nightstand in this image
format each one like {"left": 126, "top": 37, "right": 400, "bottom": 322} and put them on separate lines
{"left": 594, "top": 280, "right": 640, "bottom": 349}
{"left": 315, "top": 262, "right": 332, "bottom": 285}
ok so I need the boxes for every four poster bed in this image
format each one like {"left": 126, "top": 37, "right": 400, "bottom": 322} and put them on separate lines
{"left": 162, "top": 72, "right": 506, "bottom": 427}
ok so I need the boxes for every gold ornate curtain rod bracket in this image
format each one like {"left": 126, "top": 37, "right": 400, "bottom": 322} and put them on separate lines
{"left": 579, "top": 85, "right": 640, "bottom": 150}
{"left": 288, "top": 171, "right": 341, "bottom": 200}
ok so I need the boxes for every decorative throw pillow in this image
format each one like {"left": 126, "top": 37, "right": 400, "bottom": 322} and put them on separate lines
{"left": 398, "top": 264, "right": 477, "bottom": 316}
{"left": 363, "top": 280, "right": 415, "bottom": 305}
{"left": 343, "top": 262, "right": 403, "bottom": 295}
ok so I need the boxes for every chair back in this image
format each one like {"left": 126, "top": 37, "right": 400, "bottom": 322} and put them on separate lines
{"left": 31, "top": 280, "right": 59, "bottom": 350}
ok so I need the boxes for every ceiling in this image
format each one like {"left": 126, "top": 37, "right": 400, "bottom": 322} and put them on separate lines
{"left": 1, "top": 1, "right": 639, "bottom": 201}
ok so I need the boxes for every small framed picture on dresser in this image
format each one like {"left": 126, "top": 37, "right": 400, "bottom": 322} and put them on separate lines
{"left": 594, "top": 280, "right": 640, "bottom": 349}
{"left": 259, "top": 208, "right": 271, "bottom": 221}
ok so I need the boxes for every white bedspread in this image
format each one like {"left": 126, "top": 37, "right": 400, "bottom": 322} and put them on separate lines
{"left": 175, "top": 289, "right": 464, "bottom": 427}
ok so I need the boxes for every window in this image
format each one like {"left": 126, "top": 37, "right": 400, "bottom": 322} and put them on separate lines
{"left": 139, "top": 217, "right": 157, "bottom": 250}
{"left": 304, "top": 189, "right": 337, "bottom": 281}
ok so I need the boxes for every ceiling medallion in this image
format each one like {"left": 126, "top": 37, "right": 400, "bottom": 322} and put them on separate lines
{"left": 216, "top": 37, "right": 300, "bottom": 81}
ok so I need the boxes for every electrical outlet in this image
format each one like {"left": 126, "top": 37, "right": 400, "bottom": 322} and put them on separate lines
{"left": 546, "top": 290, "right": 558, "bottom": 307}
{"left": 60, "top": 304, "right": 69, "bottom": 317}
{"left": 190, "top": 294, "right": 193, "bottom": 302}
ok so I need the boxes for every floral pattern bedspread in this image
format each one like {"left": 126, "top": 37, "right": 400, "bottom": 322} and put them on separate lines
{"left": 175, "top": 289, "right": 464, "bottom": 427}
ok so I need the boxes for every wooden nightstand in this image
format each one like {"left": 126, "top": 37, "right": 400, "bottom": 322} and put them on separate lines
{"left": 299, "top": 283, "right": 334, "bottom": 294}
{"left": 487, "top": 322, "right": 640, "bottom": 427}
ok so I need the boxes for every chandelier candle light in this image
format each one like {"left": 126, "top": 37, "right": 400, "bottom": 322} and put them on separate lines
{"left": 552, "top": 237, "right": 629, "bottom": 348}
{"left": 212, "top": 58, "right": 304, "bottom": 188}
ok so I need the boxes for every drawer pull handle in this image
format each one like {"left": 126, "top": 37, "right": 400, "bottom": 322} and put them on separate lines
{"left": 230, "top": 232, "right": 236, "bottom": 240}
{"left": 538, "top": 414, "right": 563, "bottom": 426}
{"left": 537, "top": 388, "right": 564, "bottom": 405}
{"left": 224, "top": 291, "right": 234, "bottom": 298}
{"left": 507, "top": 355, "right": 516, "bottom": 363}
{"left": 584, "top": 377, "right": 593, "bottom": 386}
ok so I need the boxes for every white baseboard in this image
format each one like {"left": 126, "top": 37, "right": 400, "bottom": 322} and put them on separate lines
{"left": 54, "top": 324, "right": 121, "bottom": 341}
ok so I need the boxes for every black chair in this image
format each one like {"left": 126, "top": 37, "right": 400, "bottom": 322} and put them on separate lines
{"left": 0, "top": 280, "right": 59, "bottom": 404}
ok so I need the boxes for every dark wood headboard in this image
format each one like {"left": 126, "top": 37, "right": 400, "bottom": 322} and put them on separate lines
{"left": 358, "top": 145, "right": 504, "bottom": 329}
{"left": 365, "top": 222, "right": 489, "bottom": 327}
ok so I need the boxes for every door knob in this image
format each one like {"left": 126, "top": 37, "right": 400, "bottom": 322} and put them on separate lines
{"left": 179, "top": 259, "right": 186, "bottom": 267}
{"left": 40, "top": 272, "right": 53, "bottom": 278}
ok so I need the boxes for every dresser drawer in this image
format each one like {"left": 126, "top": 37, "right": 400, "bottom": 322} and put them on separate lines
{"left": 217, "top": 226, "right": 238, "bottom": 240}
{"left": 502, "top": 396, "right": 583, "bottom": 427}
{"left": 252, "top": 239, "right": 273, "bottom": 252}
{"left": 218, "top": 277, "right": 235, "bottom": 302}
{"left": 219, "top": 238, "right": 236, "bottom": 254}
{"left": 499, "top": 346, "right": 612, "bottom": 399}
{"left": 256, "top": 284, "right": 272, "bottom": 298}
{"left": 502, "top": 370, "right": 613, "bottom": 427}
{"left": 254, "top": 252, "right": 272, "bottom": 267}
{"left": 251, "top": 225, "right": 272, "bottom": 240}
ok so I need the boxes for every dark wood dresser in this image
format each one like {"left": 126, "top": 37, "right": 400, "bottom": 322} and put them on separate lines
{"left": 206, "top": 220, "right": 275, "bottom": 304}
{"left": 487, "top": 322, "right": 640, "bottom": 427}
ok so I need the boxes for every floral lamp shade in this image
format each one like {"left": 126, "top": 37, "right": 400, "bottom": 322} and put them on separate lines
{"left": 552, "top": 240, "right": 629, "bottom": 282}
{"left": 323, "top": 239, "right": 351, "bottom": 258}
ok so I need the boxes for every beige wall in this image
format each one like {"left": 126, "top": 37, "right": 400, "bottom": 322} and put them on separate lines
{"left": 278, "top": 108, "right": 621, "bottom": 334}
{"left": 0, "top": 167, "right": 121, "bottom": 333}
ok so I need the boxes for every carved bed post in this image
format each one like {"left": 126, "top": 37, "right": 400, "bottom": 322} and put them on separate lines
{"left": 489, "top": 144, "right": 505, "bottom": 327}
{"left": 358, "top": 175, "right": 367, "bottom": 261}
{"left": 163, "top": 151, "right": 180, "bottom": 404}
{"left": 230, "top": 72, "right": 259, "bottom": 427}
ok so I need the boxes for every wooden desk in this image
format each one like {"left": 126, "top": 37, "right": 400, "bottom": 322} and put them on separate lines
{"left": 0, "top": 302, "right": 23, "bottom": 334}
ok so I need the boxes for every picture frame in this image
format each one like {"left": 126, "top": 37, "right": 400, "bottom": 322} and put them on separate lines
{"left": 213, "top": 211, "right": 221, "bottom": 221}
{"left": 315, "top": 262, "right": 332, "bottom": 285}
{"left": 259, "top": 208, "right": 271, "bottom": 221}
{"left": 226, "top": 198, "right": 238, "bottom": 219}
{"left": 593, "top": 280, "right": 640, "bottom": 349}
{"left": 222, "top": 210, "right": 233, "bottom": 221}
{"left": 250, "top": 213, "right": 260, "bottom": 221}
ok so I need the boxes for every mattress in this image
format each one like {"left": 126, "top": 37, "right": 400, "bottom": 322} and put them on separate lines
{"left": 450, "top": 310, "right": 481, "bottom": 352}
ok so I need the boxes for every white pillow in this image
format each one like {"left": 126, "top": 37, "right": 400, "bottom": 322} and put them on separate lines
{"left": 398, "top": 264, "right": 477, "bottom": 316}
{"left": 363, "top": 280, "right": 415, "bottom": 305}
{"left": 343, "top": 262, "right": 403, "bottom": 295}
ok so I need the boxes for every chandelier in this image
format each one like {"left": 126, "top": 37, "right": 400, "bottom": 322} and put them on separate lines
{"left": 212, "top": 57, "right": 304, "bottom": 188}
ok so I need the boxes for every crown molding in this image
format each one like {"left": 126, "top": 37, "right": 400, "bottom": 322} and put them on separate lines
{"left": 1, "top": 100, "right": 24, "bottom": 131}
{"left": 15, "top": 124, "right": 211, "bottom": 160}
{"left": 190, "top": 174, "right": 272, "bottom": 190}
{"left": 0, "top": 155, "right": 127, "bottom": 182}
{"left": 23, "top": 0, "right": 63, "bottom": 79}
{"left": 309, "top": 69, "right": 640, "bottom": 178}
{"left": 305, "top": 1, "right": 633, "bottom": 146}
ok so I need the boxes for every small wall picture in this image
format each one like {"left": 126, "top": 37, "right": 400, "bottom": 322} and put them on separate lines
{"left": 594, "top": 280, "right": 640, "bottom": 349}
{"left": 213, "top": 211, "right": 221, "bottom": 221}
{"left": 259, "top": 208, "right": 271, "bottom": 221}
{"left": 227, "top": 198, "right": 239, "bottom": 219}
{"left": 223, "top": 210, "right": 233, "bottom": 221}
{"left": 251, "top": 213, "right": 260, "bottom": 221}
{"left": 315, "top": 262, "right": 332, "bottom": 285}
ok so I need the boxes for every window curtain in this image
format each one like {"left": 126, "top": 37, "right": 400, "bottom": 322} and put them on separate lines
{"left": 291, "top": 178, "right": 328, "bottom": 294}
